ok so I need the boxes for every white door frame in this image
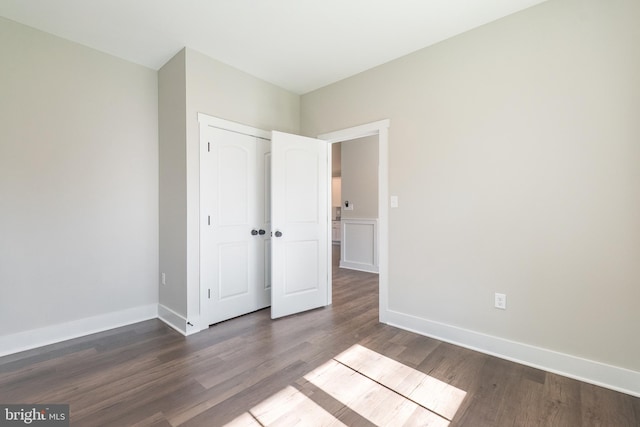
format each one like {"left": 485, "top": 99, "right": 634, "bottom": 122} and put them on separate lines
{"left": 318, "top": 119, "right": 390, "bottom": 323}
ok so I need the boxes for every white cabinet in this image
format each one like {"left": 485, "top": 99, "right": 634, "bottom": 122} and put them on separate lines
{"left": 332, "top": 220, "right": 341, "bottom": 243}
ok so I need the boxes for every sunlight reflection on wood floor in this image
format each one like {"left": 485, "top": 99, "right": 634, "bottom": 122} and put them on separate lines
{"left": 225, "top": 344, "right": 466, "bottom": 426}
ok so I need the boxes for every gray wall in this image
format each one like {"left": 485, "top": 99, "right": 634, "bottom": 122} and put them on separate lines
{"left": 301, "top": 0, "right": 640, "bottom": 372}
{"left": 0, "top": 18, "right": 159, "bottom": 336}
{"left": 158, "top": 49, "right": 188, "bottom": 316}
{"left": 332, "top": 142, "right": 341, "bottom": 177}
{"left": 341, "top": 135, "right": 378, "bottom": 219}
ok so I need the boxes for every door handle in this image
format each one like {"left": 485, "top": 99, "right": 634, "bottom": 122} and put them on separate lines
{"left": 275, "top": 231, "right": 283, "bottom": 238}
{"left": 251, "top": 229, "right": 259, "bottom": 236}
{"left": 258, "top": 229, "right": 266, "bottom": 235}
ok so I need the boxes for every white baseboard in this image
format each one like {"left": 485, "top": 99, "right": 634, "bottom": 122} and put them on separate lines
{"left": 158, "top": 304, "right": 201, "bottom": 336}
{"left": 385, "top": 309, "right": 640, "bottom": 398}
{"left": 339, "top": 261, "right": 379, "bottom": 274}
{"left": 0, "top": 304, "right": 158, "bottom": 357}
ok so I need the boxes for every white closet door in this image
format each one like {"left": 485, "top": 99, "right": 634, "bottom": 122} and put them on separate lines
{"left": 271, "top": 131, "right": 329, "bottom": 319}
{"left": 201, "top": 127, "right": 270, "bottom": 325}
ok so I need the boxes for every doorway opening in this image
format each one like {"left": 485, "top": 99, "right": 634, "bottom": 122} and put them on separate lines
{"left": 319, "top": 120, "right": 389, "bottom": 323}
{"left": 331, "top": 136, "right": 379, "bottom": 274}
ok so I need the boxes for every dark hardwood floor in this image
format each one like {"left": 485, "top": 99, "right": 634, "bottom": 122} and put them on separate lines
{"left": 1, "top": 247, "right": 639, "bottom": 426}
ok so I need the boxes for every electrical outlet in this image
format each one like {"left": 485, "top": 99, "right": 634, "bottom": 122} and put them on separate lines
{"left": 495, "top": 293, "right": 506, "bottom": 310}
{"left": 161, "top": 273, "right": 166, "bottom": 285}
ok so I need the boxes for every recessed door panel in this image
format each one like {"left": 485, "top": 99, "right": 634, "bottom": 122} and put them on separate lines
{"left": 284, "top": 241, "right": 319, "bottom": 294}
{"left": 285, "top": 149, "right": 319, "bottom": 224}
{"left": 218, "top": 145, "right": 251, "bottom": 226}
{"left": 218, "top": 242, "right": 249, "bottom": 299}
{"left": 264, "top": 151, "right": 272, "bottom": 225}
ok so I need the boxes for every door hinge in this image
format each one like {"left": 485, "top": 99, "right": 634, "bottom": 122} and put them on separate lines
{"left": 208, "top": 289, "right": 211, "bottom": 299}
{"left": 208, "top": 215, "right": 211, "bottom": 226}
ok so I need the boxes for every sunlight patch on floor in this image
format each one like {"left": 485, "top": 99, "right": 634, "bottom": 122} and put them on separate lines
{"left": 334, "top": 344, "right": 467, "bottom": 420}
{"left": 224, "top": 344, "right": 466, "bottom": 426}
{"left": 303, "top": 358, "right": 449, "bottom": 426}
{"left": 253, "top": 385, "right": 347, "bottom": 426}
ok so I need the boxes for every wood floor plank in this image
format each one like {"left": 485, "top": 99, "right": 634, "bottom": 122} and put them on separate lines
{"left": 248, "top": 385, "right": 347, "bottom": 427}
{"left": 492, "top": 362, "right": 546, "bottom": 426}
{"left": 538, "top": 373, "right": 583, "bottom": 427}
{"left": 501, "top": 371, "right": 545, "bottom": 426}
{"left": 335, "top": 344, "right": 464, "bottom": 421}
{"left": 483, "top": 364, "right": 594, "bottom": 427}
{"left": 580, "top": 382, "right": 638, "bottom": 427}
{"left": 450, "top": 357, "right": 530, "bottom": 426}
{"left": 633, "top": 395, "right": 640, "bottom": 425}
{"left": 178, "top": 360, "right": 311, "bottom": 427}
{"left": 294, "top": 378, "right": 377, "bottom": 427}
{"left": 1, "top": 247, "right": 638, "bottom": 426}
{"left": 418, "top": 342, "right": 488, "bottom": 393}
{"left": 395, "top": 336, "right": 441, "bottom": 368}
{"left": 303, "top": 359, "right": 436, "bottom": 426}
{"left": 129, "top": 412, "right": 172, "bottom": 427}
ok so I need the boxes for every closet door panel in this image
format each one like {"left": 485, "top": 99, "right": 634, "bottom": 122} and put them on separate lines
{"left": 271, "top": 131, "right": 329, "bottom": 319}
{"left": 201, "top": 127, "right": 266, "bottom": 325}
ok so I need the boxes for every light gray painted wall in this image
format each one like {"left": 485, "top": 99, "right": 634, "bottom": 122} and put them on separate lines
{"left": 0, "top": 17, "right": 159, "bottom": 335}
{"left": 301, "top": 0, "right": 640, "bottom": 372}
{"left": 341, "top": 135, "right": 378, "bottom": 219}
{"left": 158, "top": 49, "right": 188, "bottom": 316}
{"left": 332, "top": 142, "right": 341, "bottom": 177}
{"left": 158, "top": 48, "right": 300, "bottom": 321}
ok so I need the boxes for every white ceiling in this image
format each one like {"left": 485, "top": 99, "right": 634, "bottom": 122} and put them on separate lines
{"left": 0, "top": 0, "right": 548, "bottom": 94}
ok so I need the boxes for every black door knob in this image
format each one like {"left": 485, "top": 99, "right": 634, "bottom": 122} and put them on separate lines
{"left": 258, "top": 229, "right": 266, "bottom": 235}
{"left": 251, "top": 229, "right": 258, "bottom": 236}
{"left": 275, "top": 231, "right": 283, "bottom": 237}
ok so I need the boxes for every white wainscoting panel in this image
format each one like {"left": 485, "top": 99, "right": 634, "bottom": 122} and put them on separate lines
{"left": 340, "top": 219, "right": 378, "bottom": 273}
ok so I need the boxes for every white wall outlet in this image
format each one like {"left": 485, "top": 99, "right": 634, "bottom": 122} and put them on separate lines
{"left": 495, "top": 293, "right": 506, "bottom": 310}
{"left": 390, "top": 195, "right": 399, "bottom": 208}
{"left": 343, "top": 200, "right": 354, "bottom": 211}
{"left": 161, "top": 273, "right": 166, "bottom": 285}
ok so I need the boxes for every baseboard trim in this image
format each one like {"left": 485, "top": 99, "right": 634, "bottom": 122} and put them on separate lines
{"left": 339, "top": 261, "right": 379, "bottom": 274}
{"left": 0, "top": 304, "right": 158, "bottom": 357}
{"left": 158, "top": 304, "right": 201, "bottom": 336}
{"left": 385, "top": 309, "right": 640, "bottom": 398}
